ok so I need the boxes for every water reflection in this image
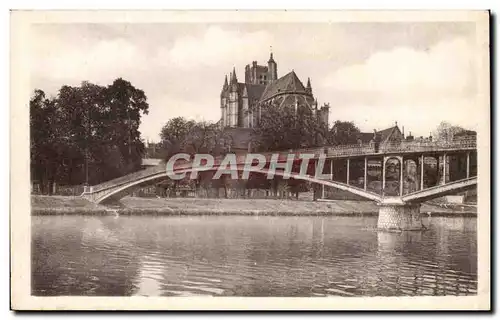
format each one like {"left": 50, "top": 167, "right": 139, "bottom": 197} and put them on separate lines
{"left": 32, "top": 215, "right": 477, "bottom": 296}
{"left": 135, "top": 253, "right": 164, "bottom": 296}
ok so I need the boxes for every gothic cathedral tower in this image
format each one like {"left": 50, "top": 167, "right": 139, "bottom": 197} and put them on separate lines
{"left": 267, "top": 52, "right": 277, "bottom": 83}
{"left": 220, "top": 51, "right": 328, "bottom": 130}
{"left": 220, "top": 75, "right": 229, "bottom": 127}
{"left": 228, "top": 67, "right": 239, "bottom": 127}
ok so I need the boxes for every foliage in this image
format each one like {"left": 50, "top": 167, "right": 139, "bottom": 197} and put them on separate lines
{"left": 158, "top": 117, "right": 233, "bottom": 196}
{"left": 433, "top": 121, "right": 466, "bottom": 142}
{"left": 30, "top": 78, "right": 149, "bottom": 193}
{"left": 160, "top": 117, "right": 231, "bottom": 158}
{"left": 160, "top": 117, "right": 196, "bottom": 158}
{"left": 328, "top": 121, "right": 361, "bottom": 145}
{"left": 252, "top": 102, "right": 328, "bottom": 152}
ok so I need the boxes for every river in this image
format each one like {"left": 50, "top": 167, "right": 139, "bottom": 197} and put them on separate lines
{"left": 32, "top": 215, "right": 477, "bottom": 296}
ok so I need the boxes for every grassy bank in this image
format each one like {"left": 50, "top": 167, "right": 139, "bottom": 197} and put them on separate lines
{"left": 31, "top": 195, "right": 110, "bottom": 215}
{"left": 31, "top": 195, "right": 477, "bottom": 217}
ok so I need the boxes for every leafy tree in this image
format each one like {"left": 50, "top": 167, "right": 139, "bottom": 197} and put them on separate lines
{"left": 328, "top": 121, "right": 361, "bottom": 146}
{"left": 184, "top": 121, "right": 232, "bottom": 155}
{"left": 55, "top": 82, "right": 104, "bottom": 184}
{"left": 103, "top": 78, "right": 149, "bottom": 169}
{"left": 249, "top": 102, "right": 328, "bottom": 197}
{"left": 433, "top": 121, "right": 466, "bottom": 142}
{"left": 160, "top": 117, "right": 231, "bottom": 158}
{"left": 158, "top": 117, "right": 232, "bottom": 196}
{"left": 30, "top": 90, "right": 60, "bottom": 194}
{"left": 160, "top": 117, "right": 196, "bottom": 158}
{"left": 253, "top": 102, "right": 328, "bottom": 152}
{"left": 30, "top": 78, "right": 150, "bottom": 193}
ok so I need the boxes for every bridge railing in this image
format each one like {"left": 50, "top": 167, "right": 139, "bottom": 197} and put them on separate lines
{"left": 288, "top": 147, "right": 326, "bottom": 156}
{"left": 381, "top": 138, "right": 477, "bottom": 153}
{"left": 323, "top": 138, "right": 476, "bottom": 157}
{"left": 88, "top": 137, "right": 476, "bottom": 194}
{"left": 326, "top": 143, "right": 374, "bottom": 157}
{"left": 89, "top": 164, "right": 167, "bottom": 193}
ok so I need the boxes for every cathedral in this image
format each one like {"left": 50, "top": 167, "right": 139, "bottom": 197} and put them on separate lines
{"left": 220, "top": 52, "right": 330, "bottom": 129}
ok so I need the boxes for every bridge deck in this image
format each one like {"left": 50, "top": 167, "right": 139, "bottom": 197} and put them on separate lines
{"left": 84, "top": 139, "right": 476, "bottom": 203}
{"left": 402, "top": 177, "right": 477, "bottom": 203}
{"left": 91, "top": 164, "right": 166, "bottom": 193}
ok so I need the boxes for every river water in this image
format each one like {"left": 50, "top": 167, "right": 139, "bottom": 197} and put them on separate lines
{"left": 32, "top": 215, "right": 477, "bottom": 296}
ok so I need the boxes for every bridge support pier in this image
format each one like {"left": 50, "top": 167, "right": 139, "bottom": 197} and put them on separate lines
{"left": 377, "top": 202, "right": 424, "bottom": 231}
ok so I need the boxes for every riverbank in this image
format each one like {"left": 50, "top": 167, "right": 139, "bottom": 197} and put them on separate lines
{"left": 31, "top": 195, "right": 477, "bottom": 217}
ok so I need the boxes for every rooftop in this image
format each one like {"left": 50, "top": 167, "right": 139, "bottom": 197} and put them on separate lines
{"left": 260, "top": 71, "right": 310, "bottom": 102}
{"left": 357, "top": 125, "right": 402, "bottom": 144}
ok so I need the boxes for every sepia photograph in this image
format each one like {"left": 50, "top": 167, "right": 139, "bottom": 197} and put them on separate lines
{"left": 10, "top": 10, "right": 490, "bottom": 310}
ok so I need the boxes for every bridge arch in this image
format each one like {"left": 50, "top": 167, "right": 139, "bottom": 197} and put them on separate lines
{"left": 89, "top": 166, "right": 383, "bottom": 204}
{"left": 402, "top": 157, "right": 419, "bottom": 194}
{"left": 401, "top": 177, "right": 477, "bottom": 204}
{"left": 383, "top": 156, "right": 402, "bottom": 196}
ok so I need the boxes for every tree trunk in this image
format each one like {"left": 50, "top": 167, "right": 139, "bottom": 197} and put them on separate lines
{"left": 171, "top": 181, "right": 178, "bottom": 198}
{"left": 47, "top": 180, "right": 53, "bottom": 196}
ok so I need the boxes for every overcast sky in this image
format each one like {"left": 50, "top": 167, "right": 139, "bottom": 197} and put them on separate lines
{"left": 30, "top": 22, "right": 481, "bottom": 141}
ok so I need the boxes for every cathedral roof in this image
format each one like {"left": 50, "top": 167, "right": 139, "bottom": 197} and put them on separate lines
{"left": 260, "top": 70, "right": 310, "bottom": 102}
{"left": 237, "top": 83, "right": 266, "bottom": 102}
{"left": 276, "top": 94, "right": 316, "bottom": 108}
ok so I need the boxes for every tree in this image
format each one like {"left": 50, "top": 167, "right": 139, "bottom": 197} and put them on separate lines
{"left": 30, "top": 90, "right": 60, "bottom": 194}
{"left": 253, "top": 102, "right": 328, "bottom": 152}
{"left": 30, "top": 78, "right": 150, "bottom": 193}
{"left": 328, "top": 121, "right": 361, "bottom": 146}
{"left": 433, "top": 121, "right": 466, "bottom": 142}
{"left": 250, "top": 102, "right": 327, "bottom": 197}
{"left": 55, "top": 79, "right": 149, "bottom": 184}
{"left": 159, "top": 117, "right": 232, "bottom": 196}
{"left": 55, "top": 82, "right": 106, "bottom": 185}
{"left": 189, "top": 122, "right": 233, "bottom": 157}
{"left": 160, "top": 117, "right": 196, "bottom": 158}
{"left": 160, "top": 117, "right": 229, "bottom": 193}
{"left": 160, "top": 117, "right": 232, "bottom": 157}
{"left": 103, "top": 78, "right": 149, "bottom": 171}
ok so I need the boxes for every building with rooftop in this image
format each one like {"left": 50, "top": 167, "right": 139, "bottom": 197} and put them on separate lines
{"left": 356, "top": 124, "right": 405, "bottom": 146}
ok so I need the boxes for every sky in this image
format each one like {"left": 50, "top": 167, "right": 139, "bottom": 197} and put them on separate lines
{"left": 30, "top": 21, "right": 482, "bottom": 141}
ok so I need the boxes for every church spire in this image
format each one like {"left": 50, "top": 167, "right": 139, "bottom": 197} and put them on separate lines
{"left": 222, "top": 75, "right": 228, "bottom": 91}
{"left": 267, "top": 48, "right": 278, "bottom": 82}
{"left": 231, "top": 67, "right": 238, "bottom": 84}
{"left": 221, "top": 74, "right": 229, "bottom": 96}
{"left": 306, "top": 77, "right": 312, "bottom": 94}
{"left": 268, "top": 51, "right": 275, "bottom": 63}
{"left": 230, "top": 67, "right": 239, "bottom": 91}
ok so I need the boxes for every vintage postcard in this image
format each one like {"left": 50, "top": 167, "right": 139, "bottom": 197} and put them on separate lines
{"left": 11, "top": 10, "right": 490, "bottom": 310}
